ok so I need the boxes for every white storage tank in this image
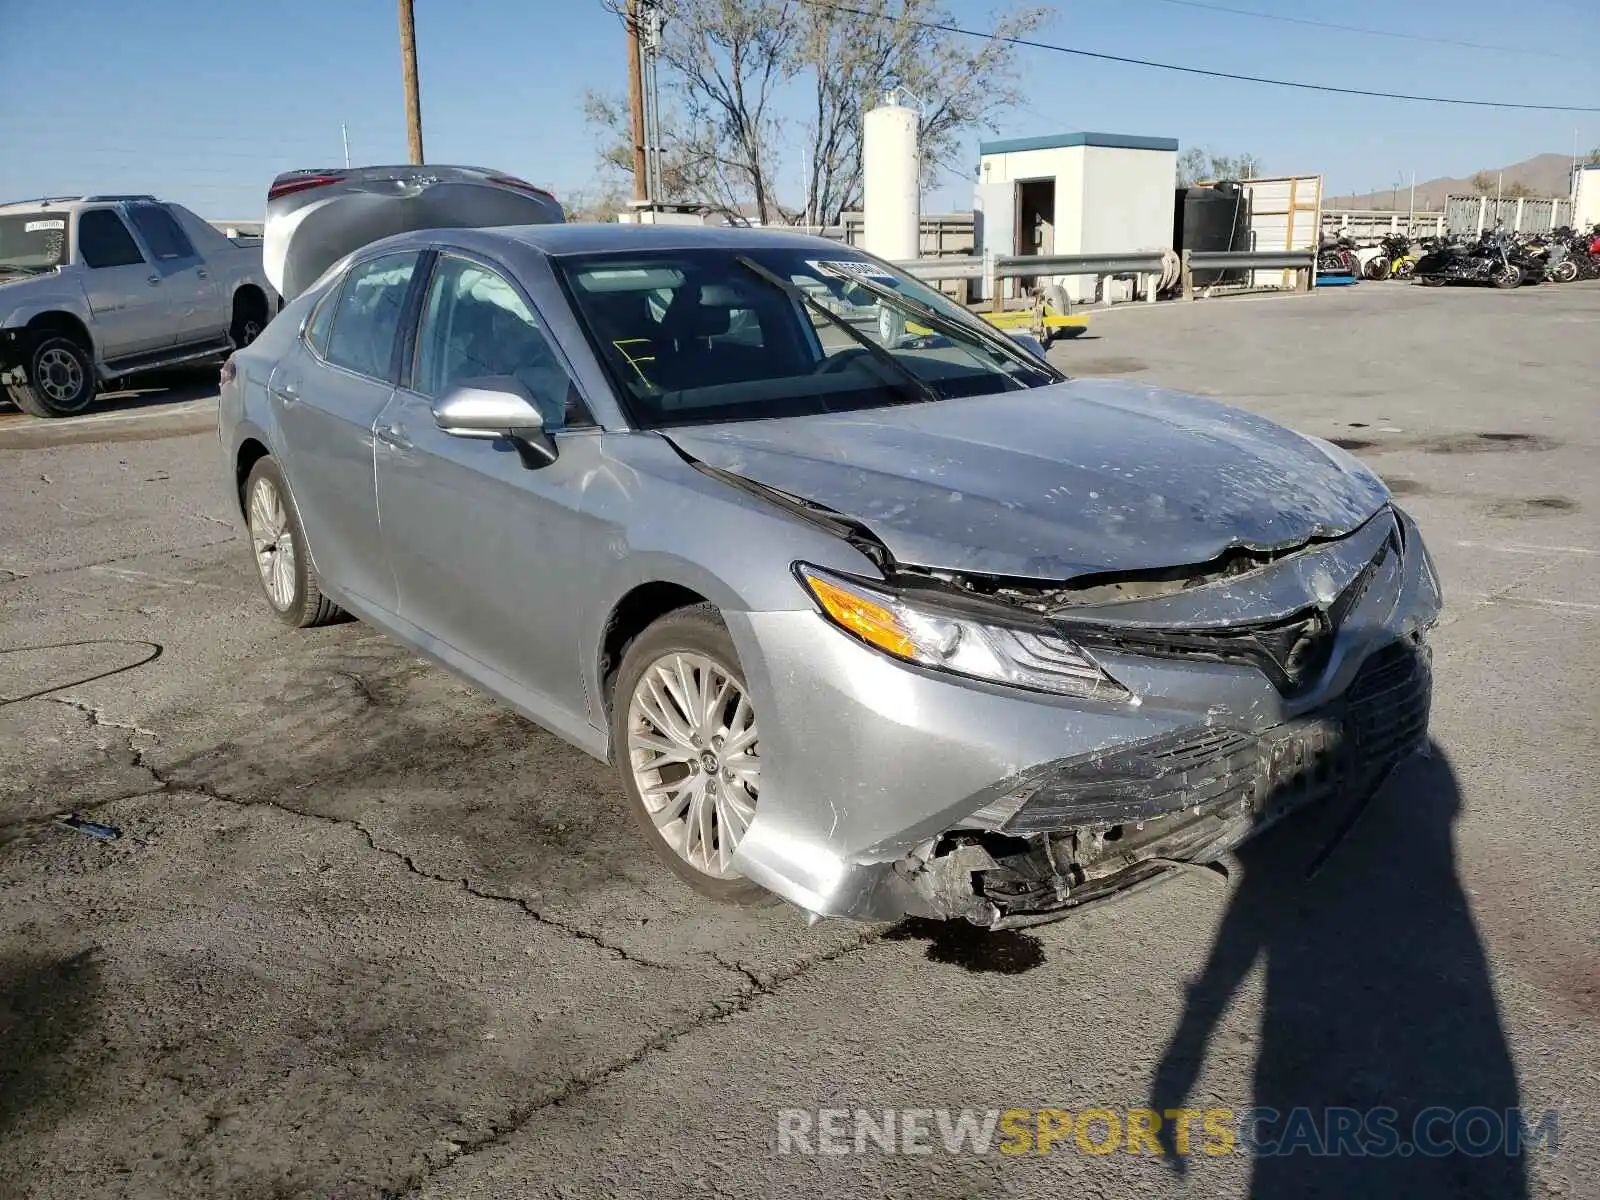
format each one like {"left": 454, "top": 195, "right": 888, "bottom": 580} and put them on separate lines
{"left": 974, "top": 131, "right": 1179, "bottom": 303}
{"left": 862, "top": 94, "right": 921, "bottom": 262}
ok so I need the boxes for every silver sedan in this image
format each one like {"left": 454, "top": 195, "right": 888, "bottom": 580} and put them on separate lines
{"left": 219, "top": 166, "right": 1441, "bottom": 929}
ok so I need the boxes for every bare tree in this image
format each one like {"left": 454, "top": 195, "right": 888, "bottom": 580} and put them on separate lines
{"left": 1502, "top": 180, "right": 1535, "bottom": 200}
{"left": 1585, "top": 145, "right": 1600, "bottom": 165}
{"left": 583, "top": 90, "right": 701, "bottom": 205}
{"left": 793, "top": 0, "right": 1050, "bottom": 223}
{"left": 590, "top": 0, "right": 1048, "bottom": 225}
{"left": 1177, "top": 147, "right": 1259, "bottom": 187}
{"left": 1468, "top": 171, "right": 1497, "bottom": 196}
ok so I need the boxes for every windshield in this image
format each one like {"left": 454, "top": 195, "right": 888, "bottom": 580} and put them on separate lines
{"left": 0, "top": 213, "right": 69, "bottom": 272}
{"left": 554, "top": 247, "right": 1061, "bottom": 427}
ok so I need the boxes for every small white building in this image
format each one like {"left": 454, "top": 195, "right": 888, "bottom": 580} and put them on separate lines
{"left": 1573, "top": 163, "right": 1600, "bottom": 230}
{"left": 974, "top": 131, "right": 1178, "bottom": 302}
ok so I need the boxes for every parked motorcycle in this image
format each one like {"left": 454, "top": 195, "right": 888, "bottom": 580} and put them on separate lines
{"left": 1316, "top": 233, "right": 1362, "bottom": 277}
{"left": 1364, "top": 232, "right": 1417, "bottom": 280}
{"left": 1413, "top": 231, "right": 1541, "bottom": 289}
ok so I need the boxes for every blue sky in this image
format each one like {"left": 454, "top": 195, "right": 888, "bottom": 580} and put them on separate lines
{"left": 0, "top": 0, "right": 1594, "bottom": 218}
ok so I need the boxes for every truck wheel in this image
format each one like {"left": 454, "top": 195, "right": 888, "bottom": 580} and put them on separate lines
{"left": 230, "top": 291, "right": 269, "bottom": 349}
{"left": 5, "top": 334, "right": 97, "bottom": 418}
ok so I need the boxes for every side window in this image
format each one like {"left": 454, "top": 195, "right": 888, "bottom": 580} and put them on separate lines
{"left": 76, "top": 210, "right": 146, "bottom": 269}
{"left": 126, "top": 205, "right": 196, "bottom": 261}
{"left": 303, "top": 283, "right": 341, "bottom": 357}
{"left": 323, "top": 253, "right": 418, "bottom": 380}
{"left": 413, "top": 255, "right": 578, "bottom": 427}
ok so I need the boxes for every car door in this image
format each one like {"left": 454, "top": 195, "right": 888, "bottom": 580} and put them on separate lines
{"left": 73, "top": 208, "right": 168, "bottom": 357}
{"left": 271, "top": 249, "right": 421, "bottom": 613}
{"left": 124, "top": 202, "right": 222, "bottom": 346}
{"left": 373, "top": 251, "right": 601, "bottom": 725}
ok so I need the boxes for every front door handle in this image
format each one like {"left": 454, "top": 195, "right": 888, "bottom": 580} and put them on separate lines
{"left": 375, "top": 422, "right": 413, "bottom": 451}
{"left": 147, "top": 275, "right": 161, "bottom": 286}
{"left": 196, "top": 268, "right": 208, "bottom": 279}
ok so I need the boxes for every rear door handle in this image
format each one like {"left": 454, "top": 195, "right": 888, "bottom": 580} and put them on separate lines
{"left": 147, "top": 275, "right": 161, "bottom": 286}
{"left": 271, "top": 382, "right": 300, "bottom": 405}
{"left": 375, "top": 422, "right": 413, "bottom": 451}
{"left": 196, "top": 268, "right": 208, "bottom": 279}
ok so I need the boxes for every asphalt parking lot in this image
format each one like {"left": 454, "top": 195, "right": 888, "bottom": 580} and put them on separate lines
{"left": 2, "top": 281, "right": 1596, "bottom": 1199}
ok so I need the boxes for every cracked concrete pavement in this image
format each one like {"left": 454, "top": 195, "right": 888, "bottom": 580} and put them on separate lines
{"left": 1, "top": 283, "right": 1597, "bottom": 1198}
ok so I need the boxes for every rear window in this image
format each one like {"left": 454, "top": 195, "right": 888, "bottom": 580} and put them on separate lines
{"left": 554, "top": 247, "right": 1057, "bottom": 428}
{"left": 126, "top": 204, "right": 196, "bottom": 261}
{"left": 323, "top": 252, "right": 418, "bottom": 380}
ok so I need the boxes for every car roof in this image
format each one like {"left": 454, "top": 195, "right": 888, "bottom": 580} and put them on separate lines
{"left": 501, "top": 222, "right": 854, "bottom": 258}
{"left": 0, "top": 195, "right": 156, "bottom": 213}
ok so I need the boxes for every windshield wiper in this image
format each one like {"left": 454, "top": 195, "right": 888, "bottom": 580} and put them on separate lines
{"left": 818, "top": 266, "right": 1063, "bottom": 380}
{"left": 733, "top": 255, "right": 941, "bottom": 407}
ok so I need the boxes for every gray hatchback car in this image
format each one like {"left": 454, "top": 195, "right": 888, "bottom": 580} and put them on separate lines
{"left": 220, "top": 166, "right": 1442, "bottom": 929}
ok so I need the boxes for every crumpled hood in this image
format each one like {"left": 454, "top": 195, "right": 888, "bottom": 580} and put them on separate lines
{"left": 666, "top": 379, "right": 1391, "bottom": 580}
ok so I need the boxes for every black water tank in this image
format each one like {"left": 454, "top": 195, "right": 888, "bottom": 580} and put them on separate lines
{"left": 1179, "top": 181, "right": 1249, "bottom": 284}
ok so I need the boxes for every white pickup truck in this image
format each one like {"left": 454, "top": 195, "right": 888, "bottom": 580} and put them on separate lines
{"left": 0, "top": 194, "right": 278, "bottom": 417}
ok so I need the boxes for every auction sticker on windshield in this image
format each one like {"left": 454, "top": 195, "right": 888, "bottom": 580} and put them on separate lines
{"left": 25, "top": 220, "right": 66, "bottom": 232}
{"left": 809, "top": 259, "right": 899, "bottom": 281}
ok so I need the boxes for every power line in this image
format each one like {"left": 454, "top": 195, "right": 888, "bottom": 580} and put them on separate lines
{"left": 800, "top": 0, "right": 1600, "bottom": 113}
{"left": 1140, "top": 0, "right": 1585, "bottom": 62}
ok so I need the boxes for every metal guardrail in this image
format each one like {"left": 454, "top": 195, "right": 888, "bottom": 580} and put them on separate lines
{"left": 1181, "top": 248, "right": 1315, "bottom": 299}
{"left": 893, "top": 256, "right": 985, "bottom": 280}
{"left": 994, "top": 251, "right": 1168, "bottom": 276}
{"left": 899, "top": 247, "right": 1314, "bottom": 304}
{"left": 1187, "top": 249, "right": 1314, "bottom": 270}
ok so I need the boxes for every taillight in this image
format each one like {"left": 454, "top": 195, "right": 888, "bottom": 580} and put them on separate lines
{"left": 486, "top": 174, "right": 558, "bottom": 204}
{"left": 267, "top": 173, "right": 346, "bottom": 202}
{"left": 220, "top": 357, "right": 237, "bottom": 387}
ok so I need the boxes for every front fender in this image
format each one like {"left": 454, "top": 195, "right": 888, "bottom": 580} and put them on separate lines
{"left": 0, "top": 287, "right": 93, "bottom": 333}
{"left": 576, "top": 433, "right": 885, "bottom": 745}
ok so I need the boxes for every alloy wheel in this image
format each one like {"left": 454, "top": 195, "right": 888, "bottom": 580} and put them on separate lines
{"left": 36, "top": 347, "right": 87, "bottom": 408}
{"left": 248, "top": 476, "right": 297, "bottom": 610}
{"left": 626, "top": 651, "right": 759, "bottom": 879}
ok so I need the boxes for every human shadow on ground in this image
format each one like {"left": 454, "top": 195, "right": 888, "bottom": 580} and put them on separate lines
{"left": 1151, "top": 744, "right": 1530, "bottom": 1197}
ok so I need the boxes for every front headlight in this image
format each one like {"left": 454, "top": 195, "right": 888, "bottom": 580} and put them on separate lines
{"left": 796, "top": 564, "right": 1130, "bottom": 701}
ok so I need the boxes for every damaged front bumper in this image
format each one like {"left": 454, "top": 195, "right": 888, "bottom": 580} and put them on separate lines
{"left": 723, "top": 506, "right": 1442, "bottom": 926}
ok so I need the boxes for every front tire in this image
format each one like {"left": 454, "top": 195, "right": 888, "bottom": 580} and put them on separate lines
{"left": 5, "top": 334, "right": 96, "bottom": 418}
{"left": 243, "top": 457, "right": 343, "bottom": 628}
{"left": 1552, "top": 260, "right": 1578, "bottom": 283}
{"left": 1492, "top": 264, "right": 1521, "bottom": 289}
{"left": 1364, "top": 255, "right": 1391, "bottom": 281}
{"left": 612, "top": 604, "right": 770, "bottom": 905}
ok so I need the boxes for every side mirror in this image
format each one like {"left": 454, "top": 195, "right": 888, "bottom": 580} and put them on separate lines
{"left": 432, "top": 377, "right": 557, "bottom": 467}
{"left": 1009, "top": 332, "right": 1048, "bottom": 361}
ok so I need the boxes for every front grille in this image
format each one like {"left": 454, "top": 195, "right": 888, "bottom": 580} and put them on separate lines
{"left": 1346, "top": 638, "right": 1432, "bottom": 770}
{"left": 985, "top": 638, "right": 1431, "bottom": 837}
{"left": 1056, "top": 527, "right": 1398, "bottom": 697}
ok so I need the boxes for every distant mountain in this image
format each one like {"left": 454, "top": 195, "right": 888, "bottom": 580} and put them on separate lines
{"left": 1331, "top": 153, "right": 1579, "bottom": 211}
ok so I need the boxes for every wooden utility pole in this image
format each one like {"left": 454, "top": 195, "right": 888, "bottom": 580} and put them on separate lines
{"left": 398, "top": 0, "right": 425, "bottom": 165}
{"left": 625, "top": 0, "right": 648, "bottom": 202}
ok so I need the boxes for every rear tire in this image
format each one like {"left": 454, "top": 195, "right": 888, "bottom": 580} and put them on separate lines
{"left": 1552, "top": 260, "right": 1578, "bottom": 283}
{"left": 611, "top": 604, "right": 772, "bottom": 906}
{"left": 1415, "top": 274, "right": 1446, "bottom": 287}
{"left": 242, "top": 456, "right": 344, "bottom": 628}
{"left": 5, "top": 333, "right": 96, "bottom": 418}
{"left": 229, "top": 291, "right": 269, "bottom": 349}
